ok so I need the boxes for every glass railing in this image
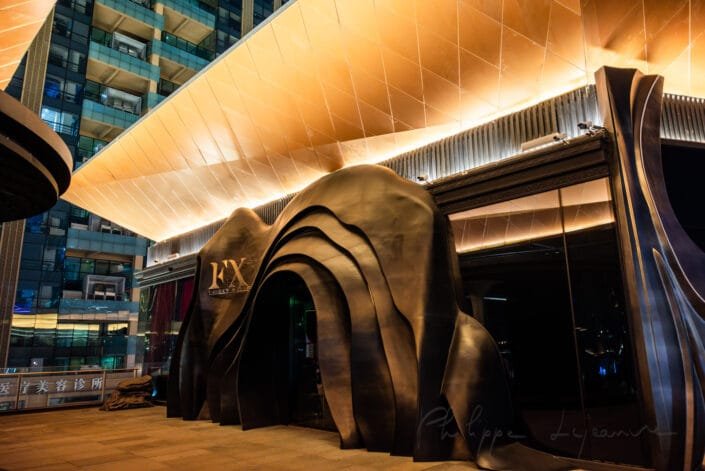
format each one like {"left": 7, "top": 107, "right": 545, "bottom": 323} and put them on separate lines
{"left": 77, "top": 136, "right": 108, "bottom": 164}
{"left": 161, "top": 31, "right": 213, "bottom": 60}
{"left": 150, "top": 39, "right": 209, "bottom": 71}
{"left": 158, "top": 78, "right": 179, "bottom": 96}
{"left": 143, "top": 92, "right": 166, "bottom": 112}
{"left": 94, "top": 0, "right": 164, "bottom": 30}
{"left": 66, "top": 228, "right": 148, "bottom": 257}
{"left": 81, "top": 100, "right": 139, "bottom": 131}
{"left": 88, "top": 40, "right": 160, "bottom": 82}
{"left": 59, "top": 298, "right": 139, "bottom": 314}
{"left": 84, "top": 80, "right": 142, "bottom": 116}
{"left": 161, "top": 0, "right": 215, "bottom": 27}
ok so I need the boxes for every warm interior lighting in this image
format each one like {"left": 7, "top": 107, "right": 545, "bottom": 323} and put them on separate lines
{"left": 63, "top": 0, "right": 703, "bottom": 241}
{"left": 11, "top": 314, "right": 59, "bottom": 330}
{"left": 451, "top": 178, "right": 615, "bottom": 253}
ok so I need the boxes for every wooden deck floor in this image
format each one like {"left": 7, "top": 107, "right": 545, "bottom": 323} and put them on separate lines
{"left": 0, "top": 406, "right": 478, "bottom": 470}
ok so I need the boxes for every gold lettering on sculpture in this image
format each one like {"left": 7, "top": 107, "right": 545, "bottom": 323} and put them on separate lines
{"left": 207, "top": 258, "right": 251, "bottom": 296}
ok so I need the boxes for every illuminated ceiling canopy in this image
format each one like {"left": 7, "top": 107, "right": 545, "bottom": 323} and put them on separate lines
{"left": 0, "top": 1, "right": 55, "bottom": 90}
{"left": 64, "top": 0, "right": 705, "bottom": 241}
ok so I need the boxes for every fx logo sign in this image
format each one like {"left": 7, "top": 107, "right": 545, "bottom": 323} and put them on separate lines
{"left": 207, "top": 258, "right": 251, "bottom": 297}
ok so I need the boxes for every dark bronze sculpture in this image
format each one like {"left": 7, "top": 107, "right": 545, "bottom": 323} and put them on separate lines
{"left": 596, "top": 67, "right": 705, "bottom": 471}
{"left": 168, "top": 164, "right": 519, "bottom": 460}
{"left": 169, "top": 66, "right": 705, "bottom": 470}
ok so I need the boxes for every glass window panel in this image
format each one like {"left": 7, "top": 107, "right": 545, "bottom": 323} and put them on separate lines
{"left": 53, "top": 14, "right": 71, "bottom": 39}
{"left": 44, "top": 75, "right": 63, "bottom": 99}
{"left": 560, "top": 179, "right": 614, "bottom": 233}
{"left": 95, "top": 260, "right": 110, "bottom": 275}
{"left": 79, "top": 259, "right": 94, "bottom": 274}
{"left": 454, "top": 177, "right": 648, "bottom": 465}
{"left": 449, "top": 190, "right": 561, "bottom": 252}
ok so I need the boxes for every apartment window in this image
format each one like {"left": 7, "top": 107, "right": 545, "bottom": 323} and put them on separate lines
{"left": 57, "top": 0, "right": 93, "bottom": 15}
{"left": 40, "top": 106, "right": 79, "bottom": 136}
{"left": 77, "top": 135, "right": 107, "bottom": 163}
{"left": 253, "top": 0, "right": 273, "bottom": 26}
{"left": 53, "top": 14, "right": 71, "bottom": 39}
{"left": 112, "top": 31, "right": 147, "bottom": 60}
{"left": 49, "top": 44, "right": 86, "bottom": 72}
{"left": 44, "top": 75, "right": 82, "bottom": 104}
{"left": 53, "top": 13, "right": 89, "bottom": 44}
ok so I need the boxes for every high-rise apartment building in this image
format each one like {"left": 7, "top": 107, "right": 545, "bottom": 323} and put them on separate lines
{"left": 2, "top": 0, "right": 286, "bottom": 371}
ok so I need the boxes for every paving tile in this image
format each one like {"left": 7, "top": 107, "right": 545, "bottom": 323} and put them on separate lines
{"left": 0, "top": 407, "right": 480, "bottom": 470}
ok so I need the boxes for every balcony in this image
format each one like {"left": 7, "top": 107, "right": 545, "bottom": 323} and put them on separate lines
{"left": 151, "top": 38, "right": 210, "bottom": 84}
{"left": 93, "top": 0, "right": 164, "bottom": 40}
{"left": 144, "top": 92, "right": 166, "bottom": 111}
{"left": 81, "top": 99, "right": 139, "bottom": 140}
{"left": 158, "top": 77, "right": 179, "bottom": 96}
{"left": 59, "top": 298, "right": 139, "bottom": 315}
{"left": 87, "top": 30, "right": 159, "bottom": 95}
{"left": 80, "top": 81, "right": 143, "bottom": 139}
{"left": 66, "top": 228, "right": 148, "bottom": 257}
{"left": 161, "top": 0, "right": 215, "bottom": 45}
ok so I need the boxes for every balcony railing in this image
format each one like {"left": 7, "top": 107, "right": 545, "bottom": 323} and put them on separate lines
{"left": 161, "top": 31, "right": 214, "bottom": 60}
{"left": 89, "top": 29, "right": 160, "bottom": 81}
{"left": 95, "top": 0, "right": 164, "bottom": 30}
{"left": 144, "top": 92, "right": 166, "bottom": 112}
{"left": 84, "top": 80, "right": 143, "bottom": 116}
{"left": 150, "top": 39, "right": 209, "bottom": 71}
{"left": 82, "top": 99, "right": 140, "bottom": 130}
{"left": 158, "top": 78, "right": 179, "bottom": 96}
{"left": 59, "top": 298, "right": 139, "bottom": 315}
{"left": 66, "top": 228, "right": 148, "bottom": 257}
{"left": 161, "top": 0, "right": 216, "bottom": 28}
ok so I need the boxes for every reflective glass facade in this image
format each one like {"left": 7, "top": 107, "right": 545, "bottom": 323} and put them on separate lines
{"left": 4, "top": 0, "right": 284, "bottom": 370}
{"left": 455, "top": 179, "right": 646, "bottom": 465}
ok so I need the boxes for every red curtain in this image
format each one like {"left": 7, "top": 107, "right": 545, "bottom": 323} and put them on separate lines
{"left": 146, "top": 277, "right": 196, "bottom": 366}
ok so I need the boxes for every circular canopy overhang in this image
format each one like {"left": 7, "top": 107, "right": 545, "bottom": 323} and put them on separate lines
{"left": 0, "top": 90, "right": 72, "bottom": 222}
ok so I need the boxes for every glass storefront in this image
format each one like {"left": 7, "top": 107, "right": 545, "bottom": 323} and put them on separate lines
{"left": 139, "top": 277, "right": 194, "bottom": 379}
{"left": 451, "top": 178, "right": 648, "bottom": 466}
{"left": 8, "top": 314, "right": 128, "bottom": 370}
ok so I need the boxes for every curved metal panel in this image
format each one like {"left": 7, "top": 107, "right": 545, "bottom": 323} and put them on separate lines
{"left": 169, "top": 164, "right": 646, "bottom": 468}
{"left": 596, "top": 66, "right": 705, "bottom": 471}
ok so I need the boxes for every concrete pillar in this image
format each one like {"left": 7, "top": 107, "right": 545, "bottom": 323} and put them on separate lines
{"left": 241, "top": 0, "right": 254, "bottom": 36}
{"left": 0, "top": 10, "right": 55, "bottom": 366}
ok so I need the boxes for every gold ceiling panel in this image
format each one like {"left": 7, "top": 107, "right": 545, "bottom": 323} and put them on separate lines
{"left": 0, "top": 0, "right": 55, "bottom": 89}
{"left": 64, "top": 0, "right": 705, "bottom": 241}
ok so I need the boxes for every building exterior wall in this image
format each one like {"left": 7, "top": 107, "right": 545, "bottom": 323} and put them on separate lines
{"left": 2, "top": 0, "right": 283, "bottom": 371}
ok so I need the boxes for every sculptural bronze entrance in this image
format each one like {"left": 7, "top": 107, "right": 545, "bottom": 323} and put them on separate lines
{"left": 168, "top": 67, "right": 705, "bottom": 471}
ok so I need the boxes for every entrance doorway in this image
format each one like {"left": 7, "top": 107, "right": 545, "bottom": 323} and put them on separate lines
{"left": 238, "top": 271, "right": 336, "bottom": 431}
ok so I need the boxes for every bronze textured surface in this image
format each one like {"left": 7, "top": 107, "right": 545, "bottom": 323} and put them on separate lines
{"left": 168, "top": 164, "right": 638, "bottom": 469}
{"left": 63, "top": 0, "right": 705, "bottom": 242}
